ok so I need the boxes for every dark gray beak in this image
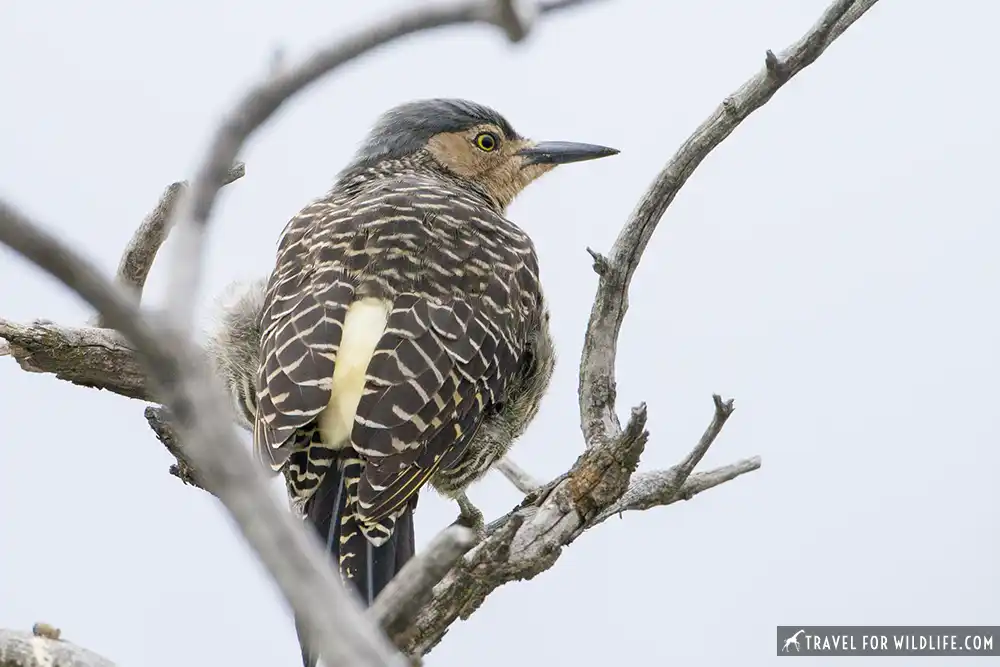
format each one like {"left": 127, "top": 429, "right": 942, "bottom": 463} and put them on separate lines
{"left": 518, "top": 141, "right": 620, "bottom": 166}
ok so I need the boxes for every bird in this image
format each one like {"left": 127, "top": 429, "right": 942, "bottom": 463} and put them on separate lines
{"left": 216, "top": 98, "right": 617, "bottom": 666}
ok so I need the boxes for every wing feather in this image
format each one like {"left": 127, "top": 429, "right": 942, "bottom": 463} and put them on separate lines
{"left": 253, "top": 175, "right": 541, "bottom": 531}
{"left": 352, "top": 276, "right": 522, "bottom": 529}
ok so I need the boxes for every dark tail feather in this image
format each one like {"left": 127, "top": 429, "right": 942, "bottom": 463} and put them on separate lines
{"left": 295, "top": 457, "right": 416, "bottom": 667}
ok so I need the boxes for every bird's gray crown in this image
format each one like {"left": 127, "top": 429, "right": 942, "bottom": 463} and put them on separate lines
{"left": 347, "top": 98, "right": 520, "bottom": 171}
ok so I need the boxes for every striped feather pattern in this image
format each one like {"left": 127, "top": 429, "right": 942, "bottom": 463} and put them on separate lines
{"left": 253, "top": 158, "right": 543, "bottom": 561}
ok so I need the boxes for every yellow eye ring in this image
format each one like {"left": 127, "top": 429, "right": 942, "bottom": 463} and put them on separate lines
{"left": 475, "top": 132, "right": 498, "bottom": 152}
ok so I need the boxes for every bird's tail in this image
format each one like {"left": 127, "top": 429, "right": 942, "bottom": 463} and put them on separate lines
{"left": 295, "top": 454, "right": 416, "bottom": 667}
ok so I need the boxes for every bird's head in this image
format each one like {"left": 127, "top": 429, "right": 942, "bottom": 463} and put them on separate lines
{"left": 346, "top": 98, "right": 619, "bottom": 209}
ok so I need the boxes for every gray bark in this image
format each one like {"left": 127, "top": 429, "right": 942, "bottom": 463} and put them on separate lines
{"left": 0, "top": 628, "right": 115, "bottom": 667}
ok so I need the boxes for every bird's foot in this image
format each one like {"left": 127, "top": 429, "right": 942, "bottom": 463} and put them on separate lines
{"left": 452, "top": 493, "right": 486, "bottom": 540}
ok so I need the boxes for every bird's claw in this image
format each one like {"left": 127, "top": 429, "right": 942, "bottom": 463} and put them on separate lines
{"left": 453, "top": 494, "right": 486, "bottom": 540}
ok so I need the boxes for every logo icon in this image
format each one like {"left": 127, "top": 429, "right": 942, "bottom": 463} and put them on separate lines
{"left": 782, "top": 629, "right": 806, "bottom": 653}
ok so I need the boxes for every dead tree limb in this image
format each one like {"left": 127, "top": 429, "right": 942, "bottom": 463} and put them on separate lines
{"left": 93, "top": 162, "right": 246, "bottom": 329}
{"left": 0, "top": 626, "right": 115, "bottom": 667}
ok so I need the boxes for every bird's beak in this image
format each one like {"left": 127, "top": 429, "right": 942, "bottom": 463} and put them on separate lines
{"left": 518, "top": 141, "right": 620, "bottom": 166}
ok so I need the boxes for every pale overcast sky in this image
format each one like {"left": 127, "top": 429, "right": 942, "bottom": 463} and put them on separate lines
{"left": 1, "top": 0, "right": 997, "bottom": 665}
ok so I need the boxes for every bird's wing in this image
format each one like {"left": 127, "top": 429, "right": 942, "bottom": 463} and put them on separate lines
{"left": 253, "top": 199, "right": 351, "bottom": 472}
{"left": 348, "top": 189, "right": 540, "bottom": 535}
{"left": 253, "top": 180, "right": 541, "bottom": 526}
{"left": 350, "top": 288, "right": 523, "bottom": 531}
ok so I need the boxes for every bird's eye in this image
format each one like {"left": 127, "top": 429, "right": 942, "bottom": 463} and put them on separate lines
{"left": 474, "top": 132, "right": 498, "bottom": 152}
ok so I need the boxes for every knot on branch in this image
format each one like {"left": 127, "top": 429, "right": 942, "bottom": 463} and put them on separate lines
{"left": 586, "top": 246, "right": 612, "bottom": 276}
{"left": 568, "top": 403, "right": 649, "bottom": 518}
{"left": 765, "top": 49, "right": 790, "bottom": 82}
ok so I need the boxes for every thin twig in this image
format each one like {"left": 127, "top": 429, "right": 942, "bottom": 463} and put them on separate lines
{"left": 92, "top": 163, "right": 245, "bottom": 329}
{"left": 672, "top": 394, "right": 735, "bottom": 486}
{"left": 118, "top": 163, "right": 245, "bottom": 297}
{"left": 584, "top": 456, "right": 763, "bottom": 528}
{"left": 0, "top": 319, "right": 147, "bottom": 399}
{"left": 587, "top": 396, "right": 746, "bottom": 527}
{"left": 494, "top": 457, "right": 543, "bottom": 494}
{"left": 145, "top": 405, "right": 204, "bottom": 490}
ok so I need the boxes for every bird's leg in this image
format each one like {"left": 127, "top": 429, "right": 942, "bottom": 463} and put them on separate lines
{"left": 453, "top": 492, "right": 486, "bottom": 539}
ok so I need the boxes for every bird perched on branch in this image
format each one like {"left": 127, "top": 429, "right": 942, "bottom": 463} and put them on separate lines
{"left": 210, "top": 98, "right": 617, "bottom": 666}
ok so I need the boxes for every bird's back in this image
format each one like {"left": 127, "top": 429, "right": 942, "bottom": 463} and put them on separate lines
{"left": 254, "top": 165, "right": 544, "bottom": 540}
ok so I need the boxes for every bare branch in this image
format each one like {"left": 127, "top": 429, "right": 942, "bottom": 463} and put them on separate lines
{"left": 494, "top": 0, "right": 535, "bottom": 42}
{"left": 578, "top": 0, "right": 880, "bottom": 453}
{"left": 91, "top": 162, "right": 245, "bottom": 328}
{"left": 371, "top": 526, "right": 478, "bottom": 641}
{"left": 593, "top": 455, "right": 762, "bottom": 525}
{"left": 0, "top": 202, "right": 407, "bottom": 667}
{"left": 165, "top": 0, "right": 605, "bottom": 334}
{"left": 586, "top": 396, "right": 750, "bottom": 527}
{"left": 668, "top": 394, "right": 735, "bottom": 489}
{"left": 115, "top": 163, "right": 245, "bottom": 298}
{"left": 145, "top": 405, "right": 206, "bottom": 490}
{"left": 494, "top": 457, "right": 543, "bottom": 494}
{"left": 0, "top": 319, "right": 147, "bottom": 399}
{"left": 0, "top": 626, "right": 115, "bottom": 667}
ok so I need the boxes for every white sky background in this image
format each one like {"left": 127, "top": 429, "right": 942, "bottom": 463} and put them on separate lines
{"left": 1, "top": 0, "right": 997, "bottom": 664}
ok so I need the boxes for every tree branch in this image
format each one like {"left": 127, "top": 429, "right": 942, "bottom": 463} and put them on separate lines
{"left": 145, "top": 405, "right": 204, "bottom": 489}
{"left": 494, "top": 457, "right": 543, "bottom": 494}
{"left": 594, "top": 455, "right": 762, "bottom": 526}
{"left": 578, "top": 0, "right": 880, "bottom": 454}
{"left": 0, "top": 626, "right": 115, "bottom": 667}
{"left": 98, "top": 162, "right": 245, "bottom": 327}
{"left": 0, "top": 320, "right": 146, "bottom": 399}
{"left": 586, "top": 397, "right": 757, "bottom": 528}
{"left": 399, "top": 0, "right": 880, "bottom": 653}
{"left": 371, "top": 526, "right": 478, "bottom": 641}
